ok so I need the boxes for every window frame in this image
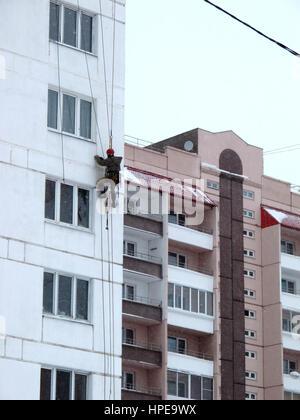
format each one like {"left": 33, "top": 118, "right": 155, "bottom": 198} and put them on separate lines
{"left": 244, "top": 269, "right": 255, "bottom": 279}
{"left": 243, "top": 229, "right": 255, "bottom": 239}
{"left": 48, "top": 87, "right": 94, "bottom": 142}
{"left": 45, "top": 179, "right": 92, "bottom": 231}
{"left": 244, "top": 289, "right": 256, "bottom": 299}
{"left": 49, "top": 1, "right": 96, "bottom": 55}
{"left": 168, "top": 251, "right": 187, "bottom": 269}
{"left": 246, "top": 371, "right": 257, "bottom": 381}
{"left": 122, "top": 371, "right": 135, "bottom": 391}
{"left": 246, "top": 392, "right": 257, "bottom": 400}
{"left": 245, "top": 309, "right": 256, "bottom": 319}
{"left": 243, "top": 209, "right": 255, "bottom": 219}
{"left": 40, "top": 367, "right": 88, "bottom": 400}
{"left": 43, "top": 271, "right": 90, "bottom": 322}
{"left": 283, "top": 359, "right": 297, "bottom": 375}
{"left": 123, "top": 240, "right": 137, "bottom": 257}
{"left": 243, "top": 189, "right": 255, "bottom": 200}
{"left": 281, "top": 240, "right": 295, "bottom": 256}
{"left": 167, "top": 370, "right": 213, "bottom": 400}
{"left": 168, "top": 336, "right": 187, "bottom": 355}
{"left": 245, "top": 351, "right": 257, "bottom": 360}
{"left": 245, "top": 329, "right": 257, "bottom": 340}
{"left": 207, "top": 180, "right": 219, "bottom": 191}
{"left": 168, "top": 282, "right": 214, "bottom": 317}
{"left": 244, "top": 249, "right": 255, "bottom": 259}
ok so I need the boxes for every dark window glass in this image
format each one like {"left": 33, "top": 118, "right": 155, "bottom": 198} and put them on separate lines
{"left": 63, "top": 8, "right": 77, "bottom": 47}
{"left": 178, "top": 339, "right": 186, "bottom": 354}
{"left": 168, "top": 211, "right": 177, "bottom": 224}
{"left": 43, "top": 272, "right": 54, "bottom": 314}
{"left": 167, "top": 371, "right": 177, "bottom": 396}
{"left": 202, "top": 377, "right": 213, "bottom": 400}
{"left": 175, "top": 286, "right": 181, "bottom": 309}
{"left": 60, "top": 184, "right": 73, "bottom": 224}
{"left": 168, "top": 252, "right": 177, "bottom": 266}
{"left": 191, "top": 289, "right": 198, "bottom": 313}
{"left": 40, "top": 369, "right": 52, "bottom": 400}
{"left": 58, "top": 275, "right": 72, "bottom": 317}
{"left": 123, "top": 372, "right": 134, "bottom": 390}
{"left": 199, "top": 291, "right": 205, "bottom": 314}
{"left": 183, "top": 287, "right": 190, "bottom": 311}
{"left": 78, "top": 188, "right": 90, "bottom": 228}
{"left": 168, "top": 283, "right": 174, "bottom": 308}
{"left": 45, "top": 180, "right": 56, "bottom": 220}
{"left": 178, "top": 214, "right": 186, "bottom": 226}
{"left": 125, "top": 285, "right": 135, "bottom": 301}
{"left": 47, "top": 90, "right": 58, "bottom": 129}
{"left": 62, "top": 94, "right": 76, "bottom": 134}
{"left": 191, "top": 375, "right": 201, "bottom": 400}
{"left": 207, "top": 292, "right": 214, "bottom": 316}
{"left": 178, "top": 373, "right": 188, "bottom": 398}
{"left": 81, "top": 14, "right": 93, "bottom": 52}
{"left": 168, "top": 337, "right": 177, "bottom": 353}
{"left": 80, "top": 100, "right": 92, "bottom": 139}
{"left": 49, "top": 2, "right": 60, "bottom": 42}
{"left": 75, "top": 374, "right": 87, "bottom": 400}
{"left": 126, "top": 242, "right": 136, "bottom": 257}
{"left": 76, "top": 279, "right": 89, "bottom": 320}
{"left": 178, "top": 255, "right": 186, "bottom": 268}
{"left": 56, "top": 370, "right": 71, "bottom": 401}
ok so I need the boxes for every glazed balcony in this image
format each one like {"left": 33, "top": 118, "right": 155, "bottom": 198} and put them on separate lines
{"left": 122, "top": 339, "right": 162, "bottom": 368}
{"left": 168, "top": 350, "right": 214, "bottom": 378}
{"left": 282, "top": 253, "right": 300, "bottom": 274}
{"left": 122, "top": 297, "right": 162, "bottom": 326}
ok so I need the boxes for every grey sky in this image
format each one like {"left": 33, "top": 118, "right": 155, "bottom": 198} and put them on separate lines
{"left": 125, "top": 0, "right": 300, "bottom": 186}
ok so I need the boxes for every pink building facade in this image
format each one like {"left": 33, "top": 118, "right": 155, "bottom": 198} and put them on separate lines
{"left": 121, "top": 128, "right": 300, "bottom": 401}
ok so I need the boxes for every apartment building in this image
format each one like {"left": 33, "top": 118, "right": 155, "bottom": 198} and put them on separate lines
{"left": 121, "top": 128, "right": 300, "bottom": 401}
{"left": 0, "top": 0, "right": 125, "bottom": 400}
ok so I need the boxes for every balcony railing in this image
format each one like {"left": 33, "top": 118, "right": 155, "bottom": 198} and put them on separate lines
{"left": 124, "top": 249, "right": 162, "bottom": 264}
{"left": 126, "top": 208, "right": 163, "bottom": 222}
{"left": 168, "top": 348, "right": 213, "bottom": 361}
{"left": 168, "top": 260, "right": 213, "bottom": 276}
{"left": 122, "top": 338, "right": 162, "bottom": 352}
{"left": 123, "top": 296, "right": 162, "bottom": 307}
{"left": 122, "top": 383, "right": 162, "bottom": 396}
{"left": 169, "top": 219, "right": 213, "bottom": 235}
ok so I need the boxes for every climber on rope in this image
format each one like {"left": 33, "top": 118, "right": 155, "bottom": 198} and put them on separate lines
{"left": 95, "top": 148, "right": 122, "bottom": 208}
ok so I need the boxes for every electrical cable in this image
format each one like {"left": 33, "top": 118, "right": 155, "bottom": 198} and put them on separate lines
{"left": 203, "top": 0, "right": 300, "bottom": 57}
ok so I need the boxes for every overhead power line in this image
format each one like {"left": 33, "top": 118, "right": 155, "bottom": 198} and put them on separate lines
{"left": 203, "top": 0, "right": 300, "bottom": 57}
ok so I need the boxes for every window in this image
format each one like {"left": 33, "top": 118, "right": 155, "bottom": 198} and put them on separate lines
{"left": 123, "top": 241, "right": 137, "bottom": 257}
{"left": 281, "top": 240, "right": 295, "bottom": 256}
{"left": 167, "top": 370, "right": 213, "bottom": 400}
{"left": 168, "top": 283, "right": 214, "bottom": 317}
{"left": 285, "top": 392, "right": 300, "bottom": 401}
{"left": 245, "top": 330, "right": 256, "bottom": 339}
{"left": 207, "top": 180, "right": 219, "bottom": 190}
{"left": 40, "top": 368, "right": 87, "bottom": 400}
{"left": 246, "top": 351, "right": 256, "bottom": 360}
{"left": 47, "top": 89, "right": 93, "bottom": 140}
{"left": 246, "top": 371, "right": 257, "bottom": 381}
{"left": 168, "top": 211, "right": 186, "bottom": 226}
{"left": 283, "top": 359, "right": 297, "bottom": 375}
{"left": 122, "top": 328, "right": 135, "bottom": 345}
{"left": 244, "top": 269, "right": 255, "bottom": 279}
{"left": 168, "top": 337, "right": 187, "bottom": 355}
{"left": 123, "top": 284, "right": 135, "bottom": 301}
{"left": 122, "top": 372, "right": 135, "bottom": 391}
{"left": 246, "top": 392, "right": 257, "bottom": 400}
{"left": 45, "top": 180, "right": 91, "bottom": 229}
{"left": 243, "top": 209, "right": 255, "bottom": 219}
{"left": 282, "top": 279, "right": 296, "bottom": 295}
{"left": 168, "top": 252, "right": 187, "bottom": 268}
{"left": 244, "top": 289, "right": 256, "bottom": 299}
{"left": 243, "top": 229, "right": 255, "bottom": 239}
{"left": 43, "top": 272, "right": 89, "bottom": 321}
{"left": 243, "top": 190, "right": 255, "bottom": 200}
{"left": 49, "top": 2, "right": 94, "bottom": 53}
{"left": 244, "top": 249, "right": 255, "bottom": 258}
{"left": 245, "top": 309, "right": 256, "bottom": 319}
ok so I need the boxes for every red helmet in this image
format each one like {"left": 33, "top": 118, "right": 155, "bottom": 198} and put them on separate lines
{"left": 107, "top": 148, "right": 115, "bottom": 155}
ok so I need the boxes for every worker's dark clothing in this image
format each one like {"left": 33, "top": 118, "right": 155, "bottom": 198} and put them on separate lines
{"left": 95, "top": 155, "right": 122, "bottom": 186}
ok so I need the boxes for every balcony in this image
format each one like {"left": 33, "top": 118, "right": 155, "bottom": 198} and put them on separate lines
{"left": 168, "top": 350, "right": 214, "bottom": 378}
{"left": 122, "top": 385, "right": 162, "bottom": 400}
{"left": 284, "top": 374, "right": 300, "bottom": 394}
{"left": 125, "top": 213, "right": 163, "bottom": 236}
{"left": 168, "top": 262, "right": 213, "bottom": 290}
{"left": 122, "top": 297, "right": 162, "bottom": 326}
{"left": 123, "top": 249, "right": 162, "bottom": 279}
{"left": 168, "top": 221, "right": 213, "bottom": 251}
{"left": 122, "top": 339, "right": 162, "bottom": 368}
{"left": 281, "top": 253, "right": 300, "bottom": 273}
{"left": 282, "top": 291, "right": 300, "bottom": 313}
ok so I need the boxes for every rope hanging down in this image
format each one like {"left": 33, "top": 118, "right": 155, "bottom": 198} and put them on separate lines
{"left": 203, "top": 0, "right": 300, "bottom": 57}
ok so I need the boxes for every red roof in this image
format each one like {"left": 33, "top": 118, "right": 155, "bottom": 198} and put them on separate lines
{"left": 261, "top": 205, "right": 300, "bottom": 231}
{"left": 125, "top": 166, "right": 216, "bottom": 207}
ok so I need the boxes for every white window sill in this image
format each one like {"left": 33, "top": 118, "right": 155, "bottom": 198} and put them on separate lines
{"left": 48, "top": 128, "right": 96, "bottom": 145}
{"left": 43, "top": 314, "right": 92, "bottom": 327}
{"left": 50, "top": 40, "right": 98, "bottom": 58}
{"left": 45, "top": 219, "right": 93, "bottom": 235}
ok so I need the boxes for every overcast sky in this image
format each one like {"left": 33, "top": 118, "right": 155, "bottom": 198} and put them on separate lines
{"left": 125, "top": 0, "right": 300, "bottom": 186}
